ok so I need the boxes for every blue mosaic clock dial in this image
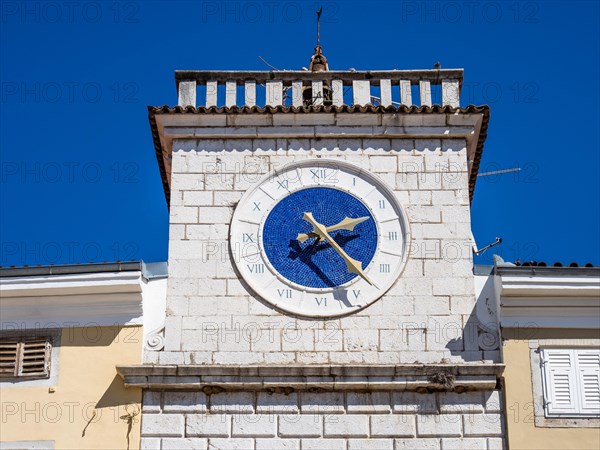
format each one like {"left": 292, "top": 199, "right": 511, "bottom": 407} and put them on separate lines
{"left": 230, "top": 160, "right": 407, "bottom": 317}
{"left": 262, "top": 187, "right": 378, "bottom": 289}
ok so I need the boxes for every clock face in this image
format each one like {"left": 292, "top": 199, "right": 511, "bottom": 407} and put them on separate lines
{"left": 230, "top": 160, "right": 408, "bottom": 317}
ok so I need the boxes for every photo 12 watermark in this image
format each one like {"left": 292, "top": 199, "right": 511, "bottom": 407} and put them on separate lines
{"left": 1, "top": 81, "right": 140, "bottom": 104}
{"left": 399, "top": 1, "right": 540, "bottom": 24}
{"left": 200, "top": 1, "right": 340, "bottom": 24}
{"left": 1, "top": 161, "right": 140, "bottom": 184}
{"left": 1, "top": 1, "right": 140, "bottom": 24}
{"left": 0, "top": 241, "right": 140, "bottom": 265}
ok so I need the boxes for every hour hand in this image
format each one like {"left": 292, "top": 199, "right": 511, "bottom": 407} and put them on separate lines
{"left": 296, "top": 232, "right": 320, "bottom": 243}
{"left": 296, "top": 216, "right": 369, "bottom": 243}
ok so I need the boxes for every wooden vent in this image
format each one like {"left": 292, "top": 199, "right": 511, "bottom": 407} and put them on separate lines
{"left": 0, "top": 338, "right": 51, "bottom": 378}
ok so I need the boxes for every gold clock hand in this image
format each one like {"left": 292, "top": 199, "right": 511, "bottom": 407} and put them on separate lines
{"left": 296, "top": 231, "right": 319, "bottom": 243}
{"left": 296, "top": 216, "right": 370, "bottom": 243}
{"left": 327, "top": 216, "right": 369, "bottom": 232}
{"left": 302, "top": 212, "right": 376, "bottom": 287}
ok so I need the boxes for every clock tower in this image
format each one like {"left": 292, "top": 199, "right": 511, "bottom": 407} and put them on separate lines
{"left": 118, "top": 47, "right": 505, "bottom": 449}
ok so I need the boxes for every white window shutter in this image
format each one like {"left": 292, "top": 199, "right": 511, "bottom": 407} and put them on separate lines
{"left": 577, "top": 350, "right": 600, "bottom": 416}
{"left": 542, "top": 349, "right": 577, "bottom": 415}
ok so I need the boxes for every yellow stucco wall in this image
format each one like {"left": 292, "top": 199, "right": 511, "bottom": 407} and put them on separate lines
{"left": 1, "top": 325, "right": 142, "bottom": 450}
{"left": 503, "top": 338, "right": 600, "bottom": 450}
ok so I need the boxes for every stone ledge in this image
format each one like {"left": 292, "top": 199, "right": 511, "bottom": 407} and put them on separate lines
{"left": 161, "top": 124, "right": 476, "bottom": 140}
{"left": 117, "top": 364, "right": 503, "bottom": 392}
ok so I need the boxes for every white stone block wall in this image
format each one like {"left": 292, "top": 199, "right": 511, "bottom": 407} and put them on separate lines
{"left": 140, "top": 390, "right": 505, "bottom": 449}
{"left": 144, "top": 118, "right": 500, "bottom": 365}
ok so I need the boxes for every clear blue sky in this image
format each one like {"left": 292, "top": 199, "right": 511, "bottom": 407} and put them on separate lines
{"left": 1, "top": 0, "right": 599, "bottom": 267}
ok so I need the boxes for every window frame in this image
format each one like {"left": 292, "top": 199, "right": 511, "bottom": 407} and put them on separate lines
{"left": 529, "top": 339, "right": 600, "bottom": 428}
{"left": 540, "top": 347, "right": 600, "bottom": 418}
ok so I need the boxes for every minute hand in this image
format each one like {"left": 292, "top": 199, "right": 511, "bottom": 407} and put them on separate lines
{"left": 303, "top": 212, "right": 376, "bottom": 287}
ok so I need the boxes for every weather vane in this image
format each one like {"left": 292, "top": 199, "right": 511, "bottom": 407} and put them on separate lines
{"left": 316, "top": 7, "right": 323, "bottom": 49}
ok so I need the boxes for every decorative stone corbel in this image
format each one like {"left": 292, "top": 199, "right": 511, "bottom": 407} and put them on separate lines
{"left": 145, "top": 325, "right": 165, "bottom": 351}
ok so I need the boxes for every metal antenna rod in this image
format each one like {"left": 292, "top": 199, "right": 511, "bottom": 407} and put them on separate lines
{"left": 478, "top": 167, "right": 521, "bottom": 177}
{"left": 474, "top": 237, "right": 502, "bottom": 256}
{"left": 316, "top": 7, "right": 323, "bottom": 48}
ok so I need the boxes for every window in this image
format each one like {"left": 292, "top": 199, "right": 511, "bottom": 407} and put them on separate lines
{"left": 0, "top": 337, "right": 52, "bottom": 379}
{"left": 540, "top": 348, "right": 600, "bottom": 418}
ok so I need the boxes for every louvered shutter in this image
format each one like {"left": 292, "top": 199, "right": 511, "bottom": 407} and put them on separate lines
{"left": 0, "top": 337, "right": 51, "bottom": 379}
{"left": 577, "top": 350, "right": 600, "bottom": 416}
{"left": 542, "top": 349, "right": 577, "bottom": 415}
{"left": 19, "top": 338, "right": 51, "bottom": 377}
{"left": 0, "top": 340, "right": 19, "bottom": 376}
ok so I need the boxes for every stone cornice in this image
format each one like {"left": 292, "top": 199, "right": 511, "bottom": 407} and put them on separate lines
{"left": 0, "top": 271, "right": 143, "bottom": 297}
{"left": 495, "top": 269, "right": 600, "bottom": 329}
{"left": 149, "top": 106, "right": 489, "bottom": 207}
{"left": 499, "top": 275, "right": 600, "bottom": 298}
{"left": 0, "top": 271, "right": 145, "bottom": 328}
{"left": 116, "top": 364, "right": 504, "bottom": 392}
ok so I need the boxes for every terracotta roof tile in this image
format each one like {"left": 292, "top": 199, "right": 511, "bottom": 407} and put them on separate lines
{"left": 516, "top": 260, "right": 597, "bottom": 268}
